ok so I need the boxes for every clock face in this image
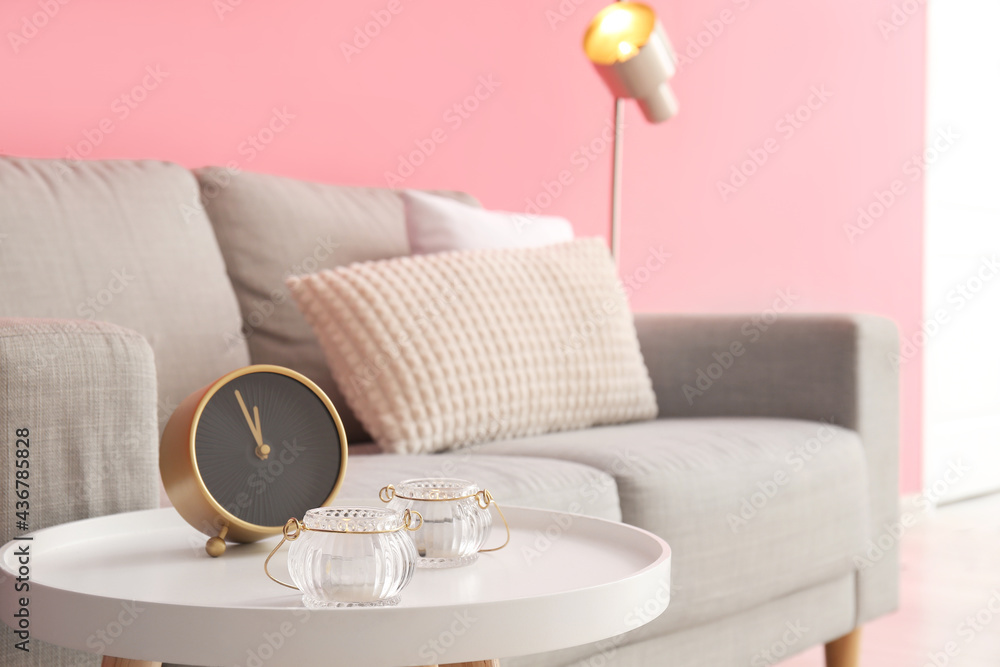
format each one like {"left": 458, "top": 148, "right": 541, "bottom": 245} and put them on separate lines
{"left": 193, "top": 371, "right": 345, "bottom": 528}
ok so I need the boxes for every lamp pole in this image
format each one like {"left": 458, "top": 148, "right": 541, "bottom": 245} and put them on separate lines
{"left": 610, "top": 96, "right": 625, "bottom": 266}
{"left": 585, "top": 1, "right": 678, "bottom": 266}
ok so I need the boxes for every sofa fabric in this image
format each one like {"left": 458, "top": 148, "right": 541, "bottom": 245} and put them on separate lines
{"left": 0, "top": 318, "right": 160, "bottom": 667}
{"left": 195, "top": 167, "right": 478, "bottom": 445}
{"left": 473, "top": 418, "right": 870, "bottom": 635}
{"left": 0, "top": 158, "right": 901, "bottom": 667}
{"left": 0, "top": 158, "right": 250, "bottom": 430}
{"left": 337, "top": 451, "right": 622, "bottom": 522}
{"left": 633, "top": 313, "right": 900, "bottom": 623}
{"left": 286, "top": 239, "right": 658, "bottom": 454}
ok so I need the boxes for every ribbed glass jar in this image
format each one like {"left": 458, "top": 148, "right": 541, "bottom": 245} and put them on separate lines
{"left": 286, "top": 507, "right": 418, "bottom": 607}
{"left": 383, "top": 478, "right": 493, "bottom": 568}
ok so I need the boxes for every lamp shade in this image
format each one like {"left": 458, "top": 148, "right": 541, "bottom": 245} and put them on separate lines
{"left": 583, "top": 2, "right": 679, "bottom": 122}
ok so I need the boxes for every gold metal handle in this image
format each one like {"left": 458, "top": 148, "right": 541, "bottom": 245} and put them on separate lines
{"left": 477, "top": 490, "right": 510, "bottom": 553}
{"left": 403, "top": 508, "right": 423, "bottom": 531}
{"left": 378, "top": 484, "right": 509, "bottom": 551}
{"left": 264, "top": 518, "right": 303, "bottom": 590}
{"left": 264, "top": 511, "right": 424, "bottom": 589}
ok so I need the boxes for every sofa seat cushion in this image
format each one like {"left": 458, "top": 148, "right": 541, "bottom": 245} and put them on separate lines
{"left": 334, "top": 448, "right": 622, "bottom": 522}
{"left": 470, "top": 417, "right": 870, "bottom": 633}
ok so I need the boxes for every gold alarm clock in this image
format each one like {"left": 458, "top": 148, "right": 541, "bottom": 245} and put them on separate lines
{"left": 160, "top": 365, "right": 348, "bottom": 556}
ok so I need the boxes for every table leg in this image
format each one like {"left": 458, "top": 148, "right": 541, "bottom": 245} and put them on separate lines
{"left": 101, "top": 657, "right": 162, "bottom": 667}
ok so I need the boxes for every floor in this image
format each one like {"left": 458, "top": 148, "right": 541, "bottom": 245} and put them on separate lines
{"left": 778, "top": 492, "right": 1000, "bottom": 666}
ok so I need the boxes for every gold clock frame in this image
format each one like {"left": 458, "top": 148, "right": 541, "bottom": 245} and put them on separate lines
{"left": 160, "top": 364, "right": 349, "bottom": 557}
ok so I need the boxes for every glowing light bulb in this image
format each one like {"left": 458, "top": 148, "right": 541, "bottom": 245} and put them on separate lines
{"left": 601, "top": 8, "right": 632, "bottom": 34}
{"left": 618, "top": 42, "right": 634, "bottom": 56}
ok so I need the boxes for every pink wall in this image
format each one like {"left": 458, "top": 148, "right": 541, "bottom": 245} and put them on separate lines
{"left": 0, "top": 0, "right": 924, "bottom": 491}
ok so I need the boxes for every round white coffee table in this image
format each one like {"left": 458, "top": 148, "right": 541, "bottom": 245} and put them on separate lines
{"left": 0, "top": 506, "right": 670, "bottom": 667}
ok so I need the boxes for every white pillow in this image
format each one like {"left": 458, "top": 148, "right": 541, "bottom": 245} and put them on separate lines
{"left": 402, "top": 189, "right": 574, "bottom": 254}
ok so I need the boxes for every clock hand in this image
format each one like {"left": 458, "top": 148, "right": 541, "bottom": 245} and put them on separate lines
{"left": 253, "top": 405, "right": 271, "bottom": 460}
{"left": 234, "top": 390, "right": 260, "bottom": 443}
{"left": 234, "top": 390, "right": 269, "bottom": 460}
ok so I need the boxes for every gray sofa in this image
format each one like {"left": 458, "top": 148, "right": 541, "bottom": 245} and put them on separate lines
{"left": 0, "top": 157, "right": 899, "bottom": 667}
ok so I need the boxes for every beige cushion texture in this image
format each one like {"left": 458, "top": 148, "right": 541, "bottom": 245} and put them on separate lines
{"left": 0, "top": 157, "right": 250, "bottom": 429}
{"left": 194, "top": 167, "right": 478, "bottom": 445}
{"left": 287, "top": 238, "right": 658, "bottom": 454}
{"left": 0, "top": 318, "right": 159, "bottom": 667}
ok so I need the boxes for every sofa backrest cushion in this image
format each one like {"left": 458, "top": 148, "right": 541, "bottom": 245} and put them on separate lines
{"left": 194, "top": 167, "right": 479, "bottom": 444}
{"left": 0, "top": 157, "right": 251, "bottom": 429}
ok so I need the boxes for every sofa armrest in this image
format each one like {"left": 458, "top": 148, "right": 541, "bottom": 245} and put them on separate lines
{"left": 634, "top": 312, "right": 900, "bottom": 622}
{"left": 0, "top": 318, "right": 160, "bottom": 666}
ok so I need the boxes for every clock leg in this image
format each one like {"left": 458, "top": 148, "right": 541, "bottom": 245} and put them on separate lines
{"left": 101, "top": 657, "right": 162, "bottom": 667}
{"left": 205, "top": 525, "right": 229, "bottom": 557}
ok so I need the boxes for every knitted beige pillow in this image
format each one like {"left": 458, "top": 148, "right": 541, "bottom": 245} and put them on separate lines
{"left": 286, "top": 238, "right": 657, "bottom": 454}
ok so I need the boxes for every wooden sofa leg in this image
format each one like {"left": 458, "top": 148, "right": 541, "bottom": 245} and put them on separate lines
{"left": 101, "top": 658, "right": 161, "bottom": 667}
{"left": 825, "top": 627, "right": 861, "bottom": 667}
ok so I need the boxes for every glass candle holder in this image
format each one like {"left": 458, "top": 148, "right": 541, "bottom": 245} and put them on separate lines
{"left": 264, "top": 507, "right": 421, "bottom": 607}
{"left": 380, "top": 478, "right": 509, "bottom": 568}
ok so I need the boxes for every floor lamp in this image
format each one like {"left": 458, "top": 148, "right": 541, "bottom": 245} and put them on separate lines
{"left": 583, "top": 2, "right": 679, "bottom": 264}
